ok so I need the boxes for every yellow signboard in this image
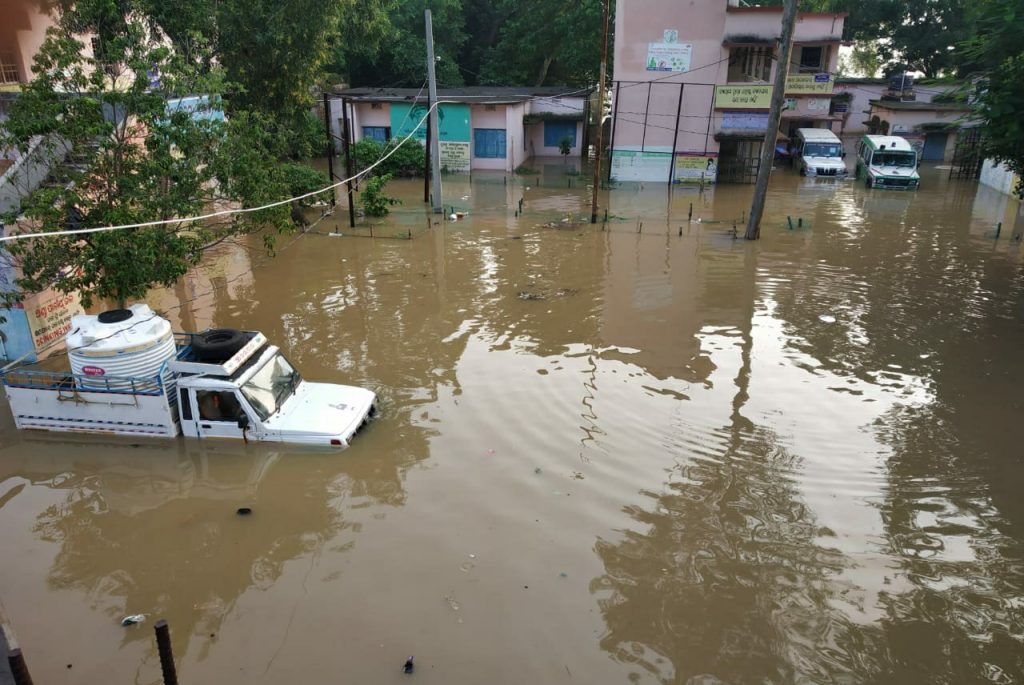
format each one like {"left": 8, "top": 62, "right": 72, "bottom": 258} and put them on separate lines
{"left": 674, "top": 154, "right": 718, "bottom": 184}
{"left": 785, "top": 73, "right": 835, "bottom": 95}
{"left": 24, "top": 289, "right": 84, "bottom": 352}
{"left": 714, "top": 85, "right": 772, "bottom": 109}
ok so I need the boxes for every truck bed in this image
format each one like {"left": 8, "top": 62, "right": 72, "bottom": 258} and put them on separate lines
{"left": 1, "top": 368, "right": 180, "bottom": 438}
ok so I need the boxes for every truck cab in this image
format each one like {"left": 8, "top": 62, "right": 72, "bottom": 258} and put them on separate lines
{"left": 174, "top": 332, "right": 376, "bottom": 447}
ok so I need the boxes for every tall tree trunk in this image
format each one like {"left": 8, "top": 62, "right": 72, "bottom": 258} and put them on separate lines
{"left": 535, "top": 55, "right": 554, "bottom": 87}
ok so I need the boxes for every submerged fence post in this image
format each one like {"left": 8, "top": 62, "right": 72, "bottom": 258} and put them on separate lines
{"left": 995, "top": 222, "right": 1002, "bottom": 239}
{"left": 154, "top": 620, "right": 178, "bottom": 685}
{"left": 8, "top": 648, "right": 34, "bottom": 685}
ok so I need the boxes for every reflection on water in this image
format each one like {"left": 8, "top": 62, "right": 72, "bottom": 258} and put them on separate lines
{"left": 1, "top": 161, "right": 1023, "bottom": 683}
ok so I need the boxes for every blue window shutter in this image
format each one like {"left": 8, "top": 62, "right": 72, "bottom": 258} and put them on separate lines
{"left": 543, "top": 121, "right": 577, "bottom": 147}
{"left": 363, "top": 127, "right": 389, "bottom": 143}
{"left": 474, "top": 129, "right": 506, "bottom": 158}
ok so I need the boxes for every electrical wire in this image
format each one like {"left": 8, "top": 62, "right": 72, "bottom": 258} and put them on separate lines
{"left": 0, "top": 97, "right": 460, "bottom": 244}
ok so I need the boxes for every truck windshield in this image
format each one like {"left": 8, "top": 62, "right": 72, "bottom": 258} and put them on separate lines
{"left": 804, "top": 143, "right": 841, "bottom": 157}
{"left": 872, "top": 152, "right": 916, "bottom": 167}
{"left": 240, "top": 354, "right": 302, "bottom": 421}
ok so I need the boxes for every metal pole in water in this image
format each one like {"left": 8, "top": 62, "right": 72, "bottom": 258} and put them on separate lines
{"left": 688, "top": 203, "right": 693, "bottom": 222}
{"left": 787, "top": 216, "right": 794, "bottom": 230}
{"left": 154, "top": 620, "right": 178, "bottom": 685}
{"left": 995, "top": 222, "right": 1002, "bottom": 239}
{"left": 798, "top": 217, "right": 803, "bottom": 228}
{"left": 8, "top": 648, "right": 34, "bottom": 685}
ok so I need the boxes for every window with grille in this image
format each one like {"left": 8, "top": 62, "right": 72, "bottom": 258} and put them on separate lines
{"left": 798, "top": 46, "right": 828, "bottom": 72}
{"left": 0, "top": 52, "right": 19, "bottom": 84}
{"left": 362, "top": 126, "right": 390, "bottom": 143}
{"left": 727, "top": 47, "right": 772, "bottom": 83}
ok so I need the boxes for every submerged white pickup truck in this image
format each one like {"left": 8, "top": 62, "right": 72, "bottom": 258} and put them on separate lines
{"left": 1, "top": 304, "right": 376, "bottom": 447}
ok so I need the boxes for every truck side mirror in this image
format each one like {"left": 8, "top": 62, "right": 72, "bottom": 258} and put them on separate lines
{"left": 237, "top": 414, "right": 250, "bottom": 430}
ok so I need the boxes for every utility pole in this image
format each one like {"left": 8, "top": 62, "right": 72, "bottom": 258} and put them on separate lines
{"left": 425, "top": 9, "right": 443, "bottom": 213}
{"left": 744, "top": 0, "right": 797, "bottom": 240}
{"left": 341, "top": 97, "right": 356, "bottom": 228}
{"left": 590, "top": 0, "right": 610, "bottom": 224}
{"left": 322, "top": 92, "right": 336, "bottom": 207}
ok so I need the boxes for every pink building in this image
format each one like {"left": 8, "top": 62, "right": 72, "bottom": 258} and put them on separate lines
{"left": 0, "top": 0, "right": 55, "bottom": 91}
{"left": 333, "top": 87, "right": 592, "bottom": 173}
{"left": 610, "top": 0, "right": 846, "bottom": 183}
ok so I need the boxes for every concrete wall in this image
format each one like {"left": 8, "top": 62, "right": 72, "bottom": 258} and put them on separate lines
{"left": 980, "top": 159, "right": 1021, "bottom": 196}
{"left": 0, "top": 134, "right": 72, "bottom": 215}
{"left": 723, "top": 9, "right": 844, "bottom": 43}
{"left": 0, "top": 0, "right": 57, "bottom": 84}
{"left": 835, "top": 81, "right": 963, "bottom": 135}
{"left": 526, "top": 120, "right": 584, "bottom": 160}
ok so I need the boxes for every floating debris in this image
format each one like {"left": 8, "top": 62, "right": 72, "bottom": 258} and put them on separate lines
{"left": 121, "top": 614, "right": 145, "bottom": 626}
{"left": 518, "top": 291, "right": 546, "bottom": 301}
{"left": 818, "top": 314, "right": 837, "bottom": 324}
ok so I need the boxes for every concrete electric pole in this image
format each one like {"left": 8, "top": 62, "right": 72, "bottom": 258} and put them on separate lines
{"left": 744, "top": 0, "right": 798, "bottom": 240}
{"left": 425, "top": 9, "right": 443, "bottom": 213}
{"left": 590, "top": 0, "right": 610, "bottom": 224}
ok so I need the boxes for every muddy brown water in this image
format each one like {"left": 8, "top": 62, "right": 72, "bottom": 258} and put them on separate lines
{"left": 1, "top": 160, "right": 1023, "bottom": 684}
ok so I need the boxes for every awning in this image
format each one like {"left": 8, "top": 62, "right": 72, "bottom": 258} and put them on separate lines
{"left": 523, "top": 112, "right": 585, "bottom": 124}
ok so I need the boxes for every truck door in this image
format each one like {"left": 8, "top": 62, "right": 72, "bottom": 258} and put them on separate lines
{"left": 194, "top": 389, "right": 254, "bottom": 440}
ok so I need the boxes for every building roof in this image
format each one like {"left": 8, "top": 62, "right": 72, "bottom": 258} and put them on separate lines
{"left": 869, "top": 99, "right": 972, "bottom": 112}
{"left": 725, "top": 6, "right": 848, "bottom": 18}
{"left": 333, "top": 86, "right": 592, "bottom": 104}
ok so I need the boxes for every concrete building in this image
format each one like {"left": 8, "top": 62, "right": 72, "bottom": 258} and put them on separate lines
{"left": 609, "top": 0, "right": 846, "bottom": 183}
{"left": 331, "top": 87, "right": 592, "bottom": 173}
{"left": 833, "top": 77, "right": 961, "bottom": 136}
{"left": 862, "top": 100, "right": 973, "bottom": 162}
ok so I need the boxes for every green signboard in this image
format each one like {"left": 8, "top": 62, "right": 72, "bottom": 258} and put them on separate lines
{"left": 390, "top": 103, "right": 471, "bottom": 142}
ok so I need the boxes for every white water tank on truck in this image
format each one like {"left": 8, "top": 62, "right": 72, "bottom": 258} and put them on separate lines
{"left": 67, "top": 304, "right": 176, "bottom": 389}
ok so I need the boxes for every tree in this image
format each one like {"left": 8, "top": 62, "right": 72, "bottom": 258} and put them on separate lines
{"left": 963, "top": 0, "right": 1024, "bottom": 197}
{"left": 342, "top": 0, "right": 467, "bottom": 87}
{"left": 0, "top": 1, "right": 292, "bottom": 309}
{"left": 478, "top": 0, "right": 609, "bottom": 87}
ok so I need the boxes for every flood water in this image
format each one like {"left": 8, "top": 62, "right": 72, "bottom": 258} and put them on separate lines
{"left": 1, "top": 160, "right": 1023, "bottom": 684}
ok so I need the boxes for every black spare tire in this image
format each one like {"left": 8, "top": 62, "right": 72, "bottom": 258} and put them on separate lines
{"left": 192, "top": 328, "right": 246, "bottom": 361}
{"left": 98, "top": 309, "right": 133, "bottom": 324}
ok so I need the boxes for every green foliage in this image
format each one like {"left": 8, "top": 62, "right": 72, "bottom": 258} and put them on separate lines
{"left": 332, "top": 0, "right": 611, "bottom": 88}
{"left": 341, "top": 0, "right": 467, "bottom": 87}
{"left": 362, "top": 174, "right": 401, "bottom": 217}
{"left": 478, "top": 0, "right": 610, "bottom": 87}
{"left": 351, "top": 138, "right": 425, "bottom": 177}
{"left": 280, "top": 163, "right": 332, "bottom": 205}
{"left": 963, "top": 0, "right": 1024, "bottom": 198}
{"left": 0, "top": 0, "right": 290, "bottom": 308}
{"left": 558, "top": 135, "right": 573, "bottom": 157}
{"left": 514, "top": 164, "right": 539, "bottom": 175}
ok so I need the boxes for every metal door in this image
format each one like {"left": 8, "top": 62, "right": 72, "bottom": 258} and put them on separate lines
{"left": 922, "top": 132, "right": 948, "bottom": 161}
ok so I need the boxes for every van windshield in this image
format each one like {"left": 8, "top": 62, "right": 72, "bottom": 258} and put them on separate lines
{"left": 872, "top": 151, "right": 916, "bottom": 167}
{"left": 240, "top": 353, "right": 302, "bottom": 421}
{"left": 804, "top": 143, "right": 842, "bottom": 158}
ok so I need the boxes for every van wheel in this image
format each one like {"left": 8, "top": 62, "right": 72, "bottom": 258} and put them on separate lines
{"left": 192, "top": 329, "right": 246, "bottom": 361}
{"left": 866, "top": 177, "right": 873, "bottom": 189}
{"left": 799, "top": 167, "right": 807, "bottom": 177}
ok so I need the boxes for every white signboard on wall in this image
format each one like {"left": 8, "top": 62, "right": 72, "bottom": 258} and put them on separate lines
{"left": 610, "top": 150, "right": 673, "bottom": 182}
{"left": 646, "top": 43, "right": 692, "bottom": 72}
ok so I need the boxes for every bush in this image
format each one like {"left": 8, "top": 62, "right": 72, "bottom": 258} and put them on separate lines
{"left": 352, "top": 138, "right": 425, "bottom": 178}
{"left": 280, "top": 163, "right": 331, "bottom": 205}
{"left": 362, "top": 174, "right": 401, "bottom": 217}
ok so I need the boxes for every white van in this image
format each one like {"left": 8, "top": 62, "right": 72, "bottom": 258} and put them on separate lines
{"left": 794, "top": 128, "right": 847, "bottom": 178}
